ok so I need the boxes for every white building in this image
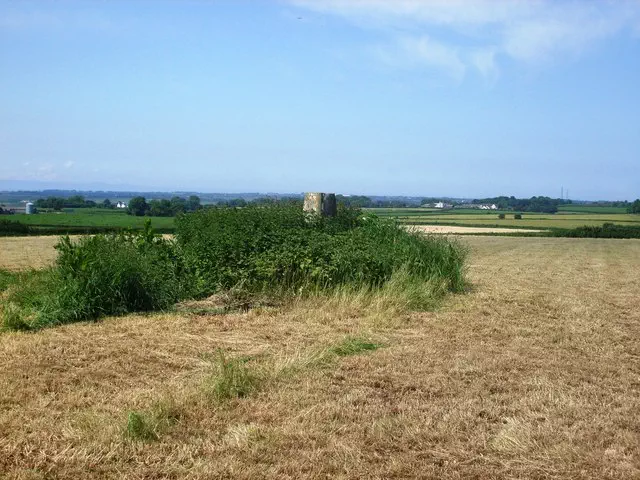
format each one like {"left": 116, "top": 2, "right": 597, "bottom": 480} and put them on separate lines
{"left": 116, "top": 201, "right": 127, "bottom": 209}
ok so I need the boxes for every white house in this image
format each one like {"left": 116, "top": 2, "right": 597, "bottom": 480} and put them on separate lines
{"left": 116, "top": 201, "right": 127, "bottom": 209}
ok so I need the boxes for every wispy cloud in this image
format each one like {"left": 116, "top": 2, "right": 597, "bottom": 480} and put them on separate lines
{"left": 290, "top": 0, "right": 640, "bottom": 81}
{"left": 64, "top": 161, "right": 75, "bottom": 169}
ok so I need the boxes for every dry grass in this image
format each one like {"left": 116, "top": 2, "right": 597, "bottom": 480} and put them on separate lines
{"left": 1, "top": 237, "right": 640, "bottom": 479}
{"left": 0, "top": 236, "right": 62, "bottom": 271}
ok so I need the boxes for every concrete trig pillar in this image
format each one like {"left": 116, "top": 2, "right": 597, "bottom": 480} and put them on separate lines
{"left": 303, "top": 192, "right": 337, "bottom": 217}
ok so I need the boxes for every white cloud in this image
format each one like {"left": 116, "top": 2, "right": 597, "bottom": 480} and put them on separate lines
{"left": 64, "top": 161, "right": 75, "bottom": 169}
{"left": 290, "top": 0, "right": 640, "bottom": 80}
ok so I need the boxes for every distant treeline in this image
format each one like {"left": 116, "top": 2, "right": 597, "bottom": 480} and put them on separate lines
{"left": 128, "top": 196, "right": 202, "bottom": 217}
{"left": 337, "top": 195, "right": 420, "bottom": 208}
{"left": 628, "top": 199, "right": 640, "bottom": 214}
{"left": 214, "top": 197, "right": 301, "bottom": 208}
{"left": 35, "top": 195, "right": 105, "bottom": 210}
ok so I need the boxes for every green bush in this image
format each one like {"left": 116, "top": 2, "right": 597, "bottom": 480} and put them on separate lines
{"left": 498, "top": 213, "right": 506, "bottom": 219}
{"left": 176, "top": 204, "right": 466, "bottom": 295}
{"left": 514, "top": 213, "right": 522, "bottom": 220}
{"left": 1, "top": 223, "right": 194, "bottom": 330}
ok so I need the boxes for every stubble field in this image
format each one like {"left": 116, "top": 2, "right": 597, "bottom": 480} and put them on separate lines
{"left": 1, "top": 236, "right": 639, "bottom": 479}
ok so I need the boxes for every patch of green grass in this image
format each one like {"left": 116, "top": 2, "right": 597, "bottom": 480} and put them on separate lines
{"left": 0, "top": 269, "right": 18, "bottom": 293}
{"left": 125, "top": 399, "right": 181, "bottom": 442}
{"left": 329, "top": 336, "right": 382, "bottom": 356}
{"left": 125, "top": 411, "right": 159, "bottom": 442}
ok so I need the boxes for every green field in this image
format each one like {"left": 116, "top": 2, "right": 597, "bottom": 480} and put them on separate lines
{"left": 557, "top": 205, "right": 629, "bottom": 214}
{"left": 4, "top": 210, "right": 175, "bottom": 232}
{"left": 365, "top": 208, "right": 640, "bottom": 230}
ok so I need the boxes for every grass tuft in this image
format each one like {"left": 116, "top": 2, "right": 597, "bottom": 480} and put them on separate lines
{"left": 204, "top": 351, "right": 262, "bottom": 402}
{"left": 329, "top": 336, "right": 382, "bottom": 357}
{"left": 125, "top": 411, "right": 159, "bottom": 442}
{"left": 124, "top": 398, "right": 181, "bottom": 442}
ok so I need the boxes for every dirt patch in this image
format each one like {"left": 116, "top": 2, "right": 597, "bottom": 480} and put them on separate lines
{"left": 410, "top": 225, "right": 544, "bottom": 234}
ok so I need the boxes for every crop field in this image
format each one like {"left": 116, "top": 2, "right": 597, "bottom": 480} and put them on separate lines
{"left": 1, "top": 235, "right": 639, "bottom": 478}
{"left": 369, "top": 209, "right": 640, "bottom": 230}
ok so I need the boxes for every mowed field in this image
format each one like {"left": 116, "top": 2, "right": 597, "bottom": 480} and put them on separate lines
{"left": 1, "top": 236, "right": 640, "bottom": 478}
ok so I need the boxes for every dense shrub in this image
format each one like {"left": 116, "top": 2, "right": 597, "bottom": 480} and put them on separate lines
{"left": 2, "top": 205, "right": 467, "bottom": 331}
{"left": 1, "top": 223, "right": 193, "bottom": 330}
{"left": 514, "top": 213, "right": 522, "bottom": 220}
{"left": 176, "top": 204, "right": 466, "bottom": 296}
{"left": 498, "top": 213, "right": 506, "bottom": 219}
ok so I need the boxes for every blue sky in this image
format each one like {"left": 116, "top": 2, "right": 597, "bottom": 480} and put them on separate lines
{"left": 1, "top": 0, "right": 639, "bottom": 200}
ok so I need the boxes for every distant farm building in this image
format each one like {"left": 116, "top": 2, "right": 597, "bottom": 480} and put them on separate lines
{"left": 116, "top": 201, "right": 127, "bottom": 209}
{"left": 434, "top": 202, "right": 453, "bottom": 209}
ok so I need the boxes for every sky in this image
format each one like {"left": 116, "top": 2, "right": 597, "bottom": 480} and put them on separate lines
{"left": 1, "top": 0, "right": 639, "bottom": 200}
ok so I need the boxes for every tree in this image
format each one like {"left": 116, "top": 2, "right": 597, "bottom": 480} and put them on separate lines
{"left": 148, "top": 199, "right": 172, "bottom": 217}
{"left": 102, "top": 198, "right": 113, "bottom": 209}
{"left": 629, "top": 199, "right": 640, "bottom": 214}
{"left": 187, "top": 195, "right": 201, "bottom": 211}
{"left": 170, "top": 196, "right": 187, "bottom": 215}
{"left": 128, "top": 196, "right": 148, "bottom": 216}
{"left": 66, "top": 195, "right": 85, "bottom": 207}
